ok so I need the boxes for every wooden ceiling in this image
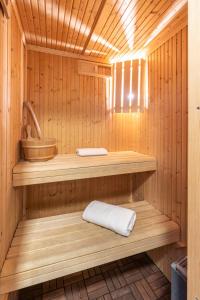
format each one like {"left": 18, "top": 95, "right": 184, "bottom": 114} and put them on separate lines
{"left": 16, "top": 0, "right": 185, "bottom": 62}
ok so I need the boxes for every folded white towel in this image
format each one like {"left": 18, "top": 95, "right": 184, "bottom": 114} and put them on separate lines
{"left": 82, "top": 201, "right": 136, "bottom": 237}
{"left": 76, "top": 148, "right": 108, "bottom": 157}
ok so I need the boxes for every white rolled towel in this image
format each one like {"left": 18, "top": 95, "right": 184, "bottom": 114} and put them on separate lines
{"left": 82, "top": 201, "right": 136, "bottom": 237}
{"left": 76, "top": 148, "right": 108, "bottom": 157}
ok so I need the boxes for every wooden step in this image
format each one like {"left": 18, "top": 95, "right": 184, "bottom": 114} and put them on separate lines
{"left": 0, "top": 201, "right": 180, "bottom": 294}
{"left": 12, "top": 151, "right": 156, "bottom": 186}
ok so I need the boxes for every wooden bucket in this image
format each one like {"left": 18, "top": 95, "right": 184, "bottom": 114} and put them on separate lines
{"left": 22, "top": 102, "right": 57, "bottom": 162}
{"left": 21, "top": 138, "right": 57, "bottom": 162}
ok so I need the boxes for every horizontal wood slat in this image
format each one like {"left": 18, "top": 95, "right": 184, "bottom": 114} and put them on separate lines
{"left": 0, "top": 201, "right": 180, "bottom": 294}
{"left": 17, "top": 253, "right": 171, "bottom": 300}
{"left": 13, "top": 151, "right": 156, "bottom": 187}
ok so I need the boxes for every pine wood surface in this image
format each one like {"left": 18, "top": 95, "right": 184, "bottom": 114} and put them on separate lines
{"left": 23, "top": 19, "right": 188, "bottom": 280}
{"left": 13, "top": 151, "right": 156, "bottom": 187}
{"left": 0, "top": 201, "right": 179, "bottom": 294}
{"left": 132, "top": 24, "right": 188, "bottom": 278}
{"left": 188, "top": 0, "right": 200, "bottom": 298}
{"left": 15, "top": 0, "right": 182, "bottom": 62}
{"left": 0, "top": 3, "right": 24, "bottom": 272}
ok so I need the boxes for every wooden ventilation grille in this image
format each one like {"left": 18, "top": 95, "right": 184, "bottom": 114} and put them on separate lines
{"left": 78, "top": 59, "right": 147, "bottom": 113}
{"left": 78, "top": 61, "right": 111, "bottom": 78}
{"left": 113, "top": 59, "right": 147, "bottom": 113}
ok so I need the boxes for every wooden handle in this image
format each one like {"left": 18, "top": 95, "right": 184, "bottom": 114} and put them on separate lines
{"left": 24, "top": 101, "right": 42, "bottom": 139}
{"left": 26, "top": 124, "right": 33, "bottom": 140}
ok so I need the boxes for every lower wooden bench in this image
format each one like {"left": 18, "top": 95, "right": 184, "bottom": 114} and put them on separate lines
{"left": 0, "top": 201, "right": 180, "bottom": 294}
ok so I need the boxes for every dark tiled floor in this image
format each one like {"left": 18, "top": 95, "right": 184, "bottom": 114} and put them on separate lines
{"left": 18, "top": 253, "right": 170, "bottom": 300}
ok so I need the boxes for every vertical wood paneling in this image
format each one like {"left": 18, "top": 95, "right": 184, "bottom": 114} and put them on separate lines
{"left": 188, "top": 1, "right": 200, "bottom": 298}
{"left": 132, "top": 26, "right": 188, "bottom": 279}
{"left": 115, "top": 61, "right": 122, "bottom": 112}
{"left": 0, "top": 5, "right": 24, "bottom": 270}
{"left": 131, "top": 60, "right": 139, "bottom": 112}
{"left": 0, "top": 8, "right": 6, "bottom": 270}
{"left": 26, "top": 50, "right": 138, "bottom": 218}
{"left": 25, "top": 25, "right": 187, "bottom": 281}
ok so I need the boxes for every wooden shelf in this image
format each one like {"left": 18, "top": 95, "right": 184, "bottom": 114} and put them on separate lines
{"left": 0, "top": 200, "right": 180, "bottom": 294}
{"left": 13, "top": 151, "right": 156, "bottom": 187}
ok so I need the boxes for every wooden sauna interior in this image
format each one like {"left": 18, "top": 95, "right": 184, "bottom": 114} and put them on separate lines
{"left": 0, "top": 0, "right": 191, "bottom": 298}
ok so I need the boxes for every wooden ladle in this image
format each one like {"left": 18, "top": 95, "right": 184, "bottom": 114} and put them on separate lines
{"left": 26, "top": 124, "right": 33, "bottom": 140}
{"left": 23, "top": 101, "right": 42, "bottom": 139}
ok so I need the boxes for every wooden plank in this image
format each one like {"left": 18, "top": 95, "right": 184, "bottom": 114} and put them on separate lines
{"left": 140, "top": 59, "right": 146, "bottom": 112}
{"left": 0, "top": 2, "right": 23, "bottom": 274}
{"left": 91, "top": 0, "right": 135, "bottom": 56}
{"left": 81, "top": 0, "right": 107, "bottom": 54}
{"left": 115, "top": 62, "right": 122, "bottom": 112}
{"left": 122, "top": 0, "right": 176, "bottom": 55}
{"left": 131, "top": 60, "right": 139, "bottom": 112}
{"left": 68, "top": 0, "right": 88, "bottom": 52}
{"left": 14, "top": 0, "right": 185, "bottom": 61}
{"left": 10, "top": 0, "right": 26, "bottom": 44}
{"left": 96, "top": 0, "right": 150, "bottom": 58}
{"left": 10, "top": 210, "right": 165, "bottom": 255}
{"left": 176, "top": 30, "right": 182, "bottom": 227}
{"left": 13, "top": 151, "right": 156, "bottom": 186}
{"left": 85, "top": 0, "right": 120, "bottom": 56}
{"left": 123, "top": 60, "right": 131, "bottom": 113}
{"left": 132, "top": 23, "right": 187, "bottom": 279}
{"left": 78, "top": 61, "right": 111, "bottom": 78}
{"left": 180, "top": 26, "right": 187, "bottom": 244}
{"left": 3, "top": 222, "right": 177, "bottom": 276}
{"left": 23, "top": 18, "right": 188, "bottom": 283}
{"left": 0, "top": 201, "right": 180, "bottom": 294}
{"left": 106, "top": 0, "right": 170, "bottom": 59}
{"left": 188, "top": 1, "right": 200, "bottom": 299}
{"left": 26, "top": 44, "right": 111, "bottom": 64}
{"left": 0, "top": 227, "right": 179, "bottom": 294}
{"left": 13, "top": 205, "right": 159, "bottom": 237}
{"left": 58, "top": 0, "right": 73, "bottom": 50}
{"left": 63, "top": 0, "right": 81, "bottom": 52}
{"left": 72, "top": 0, "right": 96, "bottom": 53}
{"left": 145, "top": 6, "right": 188, "bottom": 55}
{"left": 23, "top": 0, "right": 36, "bottom": 44}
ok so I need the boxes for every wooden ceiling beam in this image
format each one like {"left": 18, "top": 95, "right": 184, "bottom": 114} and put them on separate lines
{"left": 81, "top": 0, "right": 107, "bottom": 54}
{"left": 11, "top": 0, "right": 26, "bottom": 45}
{"left": 26, "top": 44, "right": 111, "bottom": 65}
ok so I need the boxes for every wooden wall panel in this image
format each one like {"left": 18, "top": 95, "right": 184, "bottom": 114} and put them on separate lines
{"left": 0, "top": 7, "right": 6, "bottom": 272}
{"left": 25, "top": 50, "right": 138, "bottom": 218}
{"left": 0, "top": 5, "right": 24, "bottom": 271}
{"left": 188, "top": 1, "right": 200, "bottom": 299}
{"left": 26, "top": 175, "right": 132, "bottom": 219}
{"left": 132, "top": 25, "right": 188, "bottom": 279}
{"left": 25, "top": 22, "right": 187, "bottom": 281}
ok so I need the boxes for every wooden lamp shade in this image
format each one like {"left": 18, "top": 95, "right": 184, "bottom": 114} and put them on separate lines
{"left": 113, "top": 59, "right": 146, "bottom": 113}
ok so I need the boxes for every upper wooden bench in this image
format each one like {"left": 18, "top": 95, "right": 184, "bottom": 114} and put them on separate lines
{"left": 13, "top": 151, "right": 156, "bottom": 187}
